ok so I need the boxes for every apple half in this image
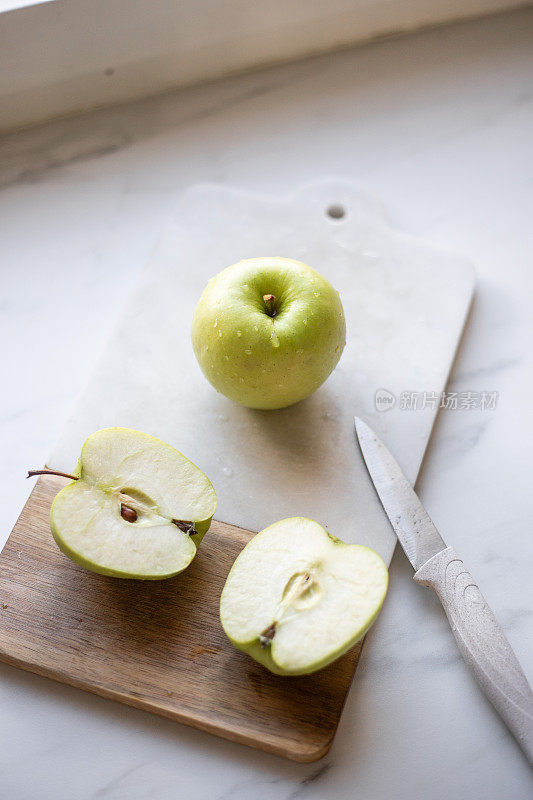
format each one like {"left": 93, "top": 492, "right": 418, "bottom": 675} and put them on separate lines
{"left": 220, "top": 518, "right": 388, "bottom": 675}
{"left": 46, "top": 428, "right": 217, "bottom": 579}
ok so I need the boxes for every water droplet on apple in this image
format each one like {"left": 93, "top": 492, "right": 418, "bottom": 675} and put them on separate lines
{"left": 296, "top": 349, "right": 304, "bottom": 354}
{"left": 313, "top": 292, "right": 320, "bottom": 297}
{"left": 222, "top": 466, "right": 233, "bottom": 477}
{"left": 244, "top": 349, "right": 252, "bottom": 355}
{"left": 303, "top": 319, "right": 308, "bottom": 325}
{"left": 213, "top": 318, "right": 218, "bottom": 328}
{"left": 253, "top": 325, "right": 258, "bottom": 332}
{"left": 218, "top": 413, "right": 228, "bottom": 421}
{"left": 236, "top": 331, "right": 242, "bottom": 337}
{"left": 224, "top": 354, "right": 229, "bottom": 360}
{"left": 218, "top": 330, "right": 222, "bottom": 337}
{"left": 270, "top": 330, "right": 280, "bottom": 348}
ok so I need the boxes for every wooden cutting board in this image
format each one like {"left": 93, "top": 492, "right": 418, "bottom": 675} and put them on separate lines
{"left": 0, "top": 475, "right": 361, "bottom": 762}
{"left": 0, "top": 181, "right": 475, "bottom": 761}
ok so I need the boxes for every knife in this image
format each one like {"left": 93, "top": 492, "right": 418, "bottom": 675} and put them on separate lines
{"left": 354, "top": 416, "right": 533, "bottom": 763}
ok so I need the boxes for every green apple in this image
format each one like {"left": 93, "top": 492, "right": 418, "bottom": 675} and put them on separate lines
{"left": 219, "top": 517, "right": 388, "bottom": 675}
{"left": 191, "top": 257, "right": 346, "bottom": 410}
{"left": 31, "top": 428, "right": 217, "bottom": 579}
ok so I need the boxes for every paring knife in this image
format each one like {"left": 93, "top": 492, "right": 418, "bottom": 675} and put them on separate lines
{"left": 354, "top": 416, "right": 533, "bottom": 763}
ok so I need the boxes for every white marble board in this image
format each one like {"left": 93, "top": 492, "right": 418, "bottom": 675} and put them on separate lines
{"left": 50, "top": 179, "right": 475, "bottom": 565}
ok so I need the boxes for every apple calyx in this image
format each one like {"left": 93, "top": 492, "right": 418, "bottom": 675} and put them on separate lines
{"left": 172, "top": 519, "right": 198, "bottom": 536}
{"left": 27, "top": 469, "right": 197, "bottom": 535}
{"left": 262, "top": 293, "right": 277, "bottom": 317}
{"left": 259, "top": 623, "right": 277, "bottom": 648}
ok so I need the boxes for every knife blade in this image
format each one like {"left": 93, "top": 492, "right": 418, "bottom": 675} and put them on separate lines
{"left": 354, "top": 416, "right": 446, "bottom": 571}
{"left": 354, "top": 416, "right": 533, "bottom": 764}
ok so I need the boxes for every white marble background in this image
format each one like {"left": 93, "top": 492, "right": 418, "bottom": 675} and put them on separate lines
{"left": 1, "top": 7, "right": 532, "bottom": 799}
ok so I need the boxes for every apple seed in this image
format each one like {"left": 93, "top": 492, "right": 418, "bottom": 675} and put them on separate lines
{"left": 120, "top": 503, "right": 138, "bottom": 523}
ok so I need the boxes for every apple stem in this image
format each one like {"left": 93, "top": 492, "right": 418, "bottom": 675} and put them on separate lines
{"left": 27, "top": 469, "right": 78, "bottom": 481}
{"left": 262, "top": 294, "right": 277, "bottom": 317}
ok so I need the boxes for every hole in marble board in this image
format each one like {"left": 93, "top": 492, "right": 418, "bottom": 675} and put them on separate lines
{"left": 326, "top": 204, "right": 346, "bottom": 220}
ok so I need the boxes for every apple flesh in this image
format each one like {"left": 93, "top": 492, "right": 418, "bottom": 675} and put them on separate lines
{"left": 48, "top": 428, "right": 217, "bottom": 579}
{"left": 191, "top": 257, "right": 346, "bottom": 410}
{"left": 220, "top": 517, "right": 388, "bottom": 675}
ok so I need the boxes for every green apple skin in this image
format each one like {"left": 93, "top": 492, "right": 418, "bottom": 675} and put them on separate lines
{"left": 220, "top": 518, "right": 388, "bottom": 676}
{"left": 50, "top": 428, "right": 217, "bottom": 580}
{"left": 191, "top": 257, "right": 346, "bottom": 410}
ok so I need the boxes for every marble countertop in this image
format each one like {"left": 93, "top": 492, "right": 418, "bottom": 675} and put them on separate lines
{"left": 1, "top": 7, "right": 532, "bottom": 799}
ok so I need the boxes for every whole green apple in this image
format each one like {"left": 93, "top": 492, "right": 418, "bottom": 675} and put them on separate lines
{"left": 191, "top": 257, "right": 346, "bottom": 410}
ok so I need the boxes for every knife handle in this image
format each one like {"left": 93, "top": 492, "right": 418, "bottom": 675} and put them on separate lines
{"left": 414, "top": 547, "right": 533, "bottom": 763}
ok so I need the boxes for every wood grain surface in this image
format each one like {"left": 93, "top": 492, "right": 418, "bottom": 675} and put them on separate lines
{"left": 0, "top": 476, "right": 362, "bottom": 762}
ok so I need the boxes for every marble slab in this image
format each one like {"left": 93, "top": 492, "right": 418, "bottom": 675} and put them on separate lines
{"left": 50, "top": 179, "right": 474, "bottom": 563}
